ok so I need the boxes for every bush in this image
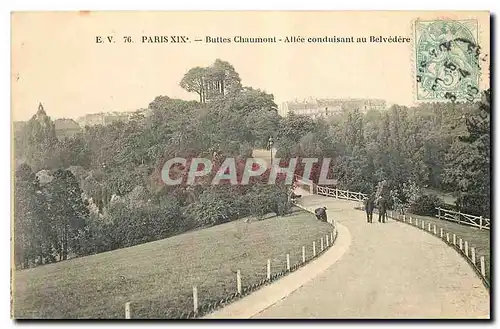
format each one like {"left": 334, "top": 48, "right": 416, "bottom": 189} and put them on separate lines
{"left": 408, "top": 194, "right": 444, "bottom": 216}
{"left": 242, "top": 184, "right": 291, "bottom": 219}
{"left": 79, "top": 196, "right": 185, "bottom": 254}
{"left": 184, "top": 186, "right": 241, "bottom": 227}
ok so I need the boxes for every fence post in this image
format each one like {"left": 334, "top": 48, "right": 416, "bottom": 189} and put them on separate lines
{"left": 302, "top": 246, "right": 305, "bottom": 263}
{"left": 472, "top": 247, "right": 476, "bottom": 265}
{"left": 453, "top": 234, "right": 456, "bottom": 246}
{"left": 415, "top": 218, "right": 418, "bottom": 226}
{"left": 440, "top": 228, "right": 443, "bottom": 238}
{"left": 335, "top": 189, "right": 338, "bottom": 198}
{"left": 433, "top": 225, "right": 437, "bottom": 235}
{"left": 428, "top": 223, "right": 431, "bottom": 232}
{"left": 286, "top": 254, "right": 290, "bottom": 271}
{"left": 446, "top": 233, "right": 450, "bottom": 243}
{"left": 267, "top": 259, "right": 271, "bottom": 280}
{"left": 313, "top": 241, "right": 316, "bottom": 257}
{"left": 402, "top": 214, "right": 406, "bottom": 222}
{"left": 459, "top": 238, "right": 463, "bottom": 251}
{"left": 465, "top": 241, "right": 469, "bottom": 258}
{"left": 193, "top": 287, "right": 198, "bottom": 314}
{"left": 237, "top": 270, "right": 242, "bottom": 294}
{"left": 409, "top": 217, "right": 412, "bottom": 225}
{"left": 438, "top": 207, "right": 441, "bottom": 219}
{"left": 326, "top": 234, "right": 329, "bottom": 247}
{"left": 321, "top": 237, "right": 324, "bottom": 251}
{"left": 421, "top": 221, "right": 425, "bottom": 230}
{"left": 480, "top": 256, "right": 486, "bottom": 277}
{"left": 125, "top": 302, "right": 131, "bottom": 319}
{"left": 480, "top": 216, "right": 483, "bottom": 230}
{"left": 331, "top": 231, "right": 334, "bottom": 243}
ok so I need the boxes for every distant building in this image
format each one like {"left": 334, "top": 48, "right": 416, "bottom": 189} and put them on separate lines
{"left": 75, "top": 109, "right": 153, "bottom": 127}
{"left": 76, "top": 113, "right": 105, "bottom": 127}
{"left": 278, "top": 98, "right": 387, "bottom": 118}
{"left": 76, "top": 111, "right": 131, "bottom": 127}
{"left": 54, "top": 118, "right": 81, "bottom": 138}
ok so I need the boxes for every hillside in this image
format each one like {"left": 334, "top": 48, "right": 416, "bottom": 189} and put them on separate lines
{"left": 13, "top": 209, "right": 332, "bottom": 319}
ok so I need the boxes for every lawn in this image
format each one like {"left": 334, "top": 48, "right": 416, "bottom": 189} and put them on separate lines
{"left": 12, "top": 208, "right": 333, "bottom": 319}
{"left": 422, "top": 187, "right": 457, "bottom": 207}
{"left": 391, "top": 211, "right": 491, "bottom": 283}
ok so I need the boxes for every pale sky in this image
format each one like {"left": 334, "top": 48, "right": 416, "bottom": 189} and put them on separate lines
{"left": 11, "top": 11, "right": 490, "bottom": 121}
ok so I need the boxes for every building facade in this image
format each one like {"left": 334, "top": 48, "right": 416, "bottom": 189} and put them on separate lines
{"left": 76, "top": 109, "right": 152, "bottom": 128}
{"left": 278, "top": 98, "right": 387, "bottom": 118}
{"left": 76, "top": 112, "right": 130, "bottom": 127}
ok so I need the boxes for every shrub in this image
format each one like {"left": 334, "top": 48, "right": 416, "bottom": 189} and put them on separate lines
{"left": 242, "top": 183, "right": 291, "bottom": 219}
{"left": 408, "top": 194, "right": 445, "bottom": 216}
{"left": 184, "top": 186, "right": 240, "bottom": 227}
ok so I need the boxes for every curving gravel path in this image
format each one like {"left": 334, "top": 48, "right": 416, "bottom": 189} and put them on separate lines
{"left": 253, "top": 195, "right": 490, "bottom": 319}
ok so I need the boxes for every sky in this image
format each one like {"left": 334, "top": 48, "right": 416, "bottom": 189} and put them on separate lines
{"left": 11, "top": 11, "right": 490, "bottom": 121}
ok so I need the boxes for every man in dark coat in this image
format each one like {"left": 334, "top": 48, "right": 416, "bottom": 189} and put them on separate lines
{"left": 315, "top": 207, "right": 328, "bottom": 222}
{"left": 364, "top": 193, "right": 376, "bottom": 223}
{"left": 377, "top": 196, "right": 388, "bottom": 223}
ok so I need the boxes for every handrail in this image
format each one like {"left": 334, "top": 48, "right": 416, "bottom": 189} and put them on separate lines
{"left": 293, "top": 175, "right": 490, "bottom": 231}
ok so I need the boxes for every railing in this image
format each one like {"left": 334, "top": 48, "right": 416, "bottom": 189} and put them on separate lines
{"left": 295, "top": 178, "right": 490, "bottom": 231}
{"left": 436, "top": 207, "right": 490, "bottom": 231}
{"left": 317, "top": 186, "right": 367, "bottom": 202}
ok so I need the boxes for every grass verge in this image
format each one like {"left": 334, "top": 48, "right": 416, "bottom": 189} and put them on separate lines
{"left": 397, "top": 212, "right": 491, "bottom": 283}
{"left": 13, "top": 208, "right": 333, "bottom": 319}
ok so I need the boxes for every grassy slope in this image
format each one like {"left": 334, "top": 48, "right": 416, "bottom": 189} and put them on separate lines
{"left": 422, "top": 187, "right": 457, "bottom": 207}
{"left": 13, "top": 209, "right": 333, "bottom": 319}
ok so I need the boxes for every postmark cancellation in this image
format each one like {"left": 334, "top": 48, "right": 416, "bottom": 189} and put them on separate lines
{"left": 414, "top": 19, "right": 481, "bottom": 102}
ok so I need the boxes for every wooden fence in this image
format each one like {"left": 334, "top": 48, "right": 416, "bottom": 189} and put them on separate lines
{"left": 436, "top": 207, "right": 490, "bottom": 230}
{"left": 300, "top": 180, "right": 490, "bottom": 231}
{"left": 317, "top": 186, "right": 367, "bottom": 202}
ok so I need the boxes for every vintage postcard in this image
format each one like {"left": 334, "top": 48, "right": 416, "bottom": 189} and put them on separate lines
{"left": 11, "top": 11, "right": 491, "bottom": 319}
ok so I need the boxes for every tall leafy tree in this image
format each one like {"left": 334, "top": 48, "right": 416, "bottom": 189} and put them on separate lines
{"left": 14, "top": 164, "right": 50, "bottom": 268}
{"left": 443, "top": 90, "right": 491, "bottom": 216}
{"left": 18, "top": 103, "right": 59, "bottom": 170}
{"left": 44, "top": 169, "right": 90, "bottom": 260}
{"left": 179, "top": 67, "right": 208, "bottom": 103}
{"left": 179, "top": 59, "right": 243, "bottom": 103}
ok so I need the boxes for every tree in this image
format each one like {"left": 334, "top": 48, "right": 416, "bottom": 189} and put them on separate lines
{"left": 14, "top": 164, "right": 50, "bottom": 268}
{"left": 443, "top": 90, "right": 490, "bottom": 216}
{"left": 44, "top": 169, "right": 90, "bottom": 260}
{"left": 55, "top": 134, "right": 91, "bottom": 169}
{"left": 179, "top": 67, "right": 208, "bottom": 103}
{"left": 206, "top": 59, "right": 242, "bottom": 98}
{"left": 179, "top": 60, "right": 243, "bottom": 103}
{"left": 18, "top": 103, "right": 59, "bottom": 170}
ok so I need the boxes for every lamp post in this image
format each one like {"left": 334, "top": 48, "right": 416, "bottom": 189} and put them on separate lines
{"left": 268, "top": 136, "right": 274, "bottom": 166}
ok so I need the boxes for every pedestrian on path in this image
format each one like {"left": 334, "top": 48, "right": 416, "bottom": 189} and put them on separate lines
{"left": 364, "top": 193, "right": 376, "bottom": 223}
{"left": 314, "top": 207, "right": 328, "bottom": 222}
{"left": 377, "top": 196, "right": 388, "bottom": 223}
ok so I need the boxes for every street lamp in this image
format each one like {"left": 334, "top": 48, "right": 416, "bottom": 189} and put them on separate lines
{"left": 268, "top": 136, "right": 274, "bottom": 166}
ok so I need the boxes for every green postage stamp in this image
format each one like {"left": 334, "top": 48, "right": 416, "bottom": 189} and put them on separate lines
{"left": 415, "top": 19, "right": 481, "bottom": 102}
